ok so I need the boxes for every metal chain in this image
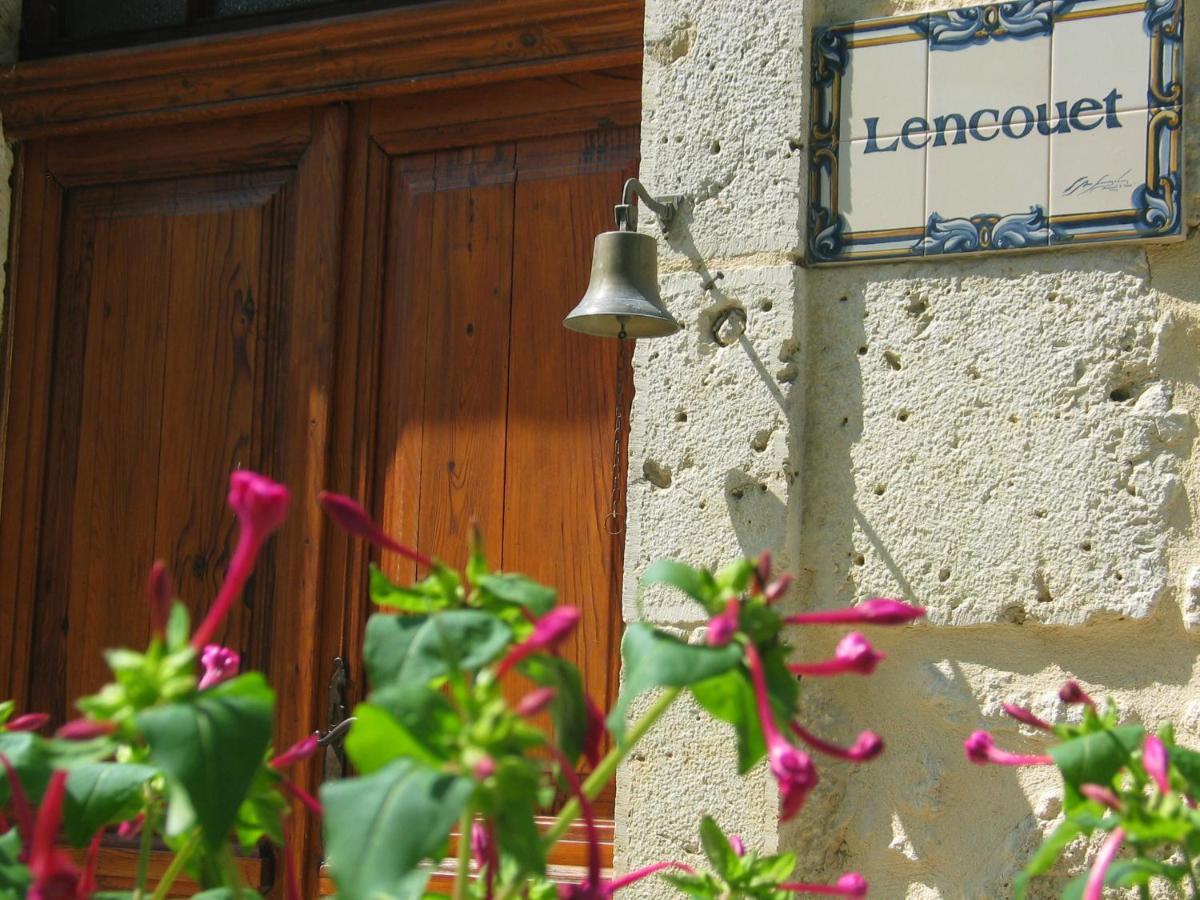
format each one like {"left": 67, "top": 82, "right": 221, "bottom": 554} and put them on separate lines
{"left": 606, "top": 328, "right": 628, "bottom": 536}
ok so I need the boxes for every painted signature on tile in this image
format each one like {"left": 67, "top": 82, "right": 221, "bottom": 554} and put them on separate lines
{"left": 1063, "top": 171, "right": 1135, "bottom": 197}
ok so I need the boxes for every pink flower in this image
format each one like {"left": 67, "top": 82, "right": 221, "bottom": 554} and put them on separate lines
{"left": 318, "top": 492, "right": 434, "bottom": 569}
{"left": 729, "top": 835, "right": 746, "bottom": 857}
{"left": 745, "top": 644, "right": 817, "bottom": 821}
{"left": 789, "top": 633, "right": 883, "bottom": 676}
{"left": 1003, "top": 703, "right": 1052, "bottom": 731}
{"left": 603, "top": 862, "right": 696, "bottom": 895}
{"left": 780, "top": 872, "right": 868, "bottom": 897}
{"left": 473, "top": 756, "right": 497, "bottom": 781}
{"left": 55, "top": 719, "right": 118, "bottom": 741}
{"left": 5, "top": 713, "right": 49, "bottom": 733}
{"left": 495, "top": 607, "right": 581, "bottom": 678}
{"left": 471, "top": 819, "right": 499, "bottom": 900}
{"left": 792, "top": 724, "right": 883, "bottom": 762}
{"left": 963, "top": 731, "right": 1053, "bottom": 767}
{"left": 785, "top": 598, "right": 924, "bottom": 627}
{"left": 1083, "top": 827, "right": 1125, "bottom": 900}
{"left": 28, "top": 771, "right": 84, "bottom": 900}
{"left": 116, "top": 814, "right": 145, "bottom": 840}
{"left": 707, "top": 599, "right": 740, "bottom": 647}
{"left": 192, "top": 472, "right": 290, "bottom": 649}
{"left": 1080, "top": 784, "right": 1124, "bottom": 812}
{"left": 0, "top": 754, "right": 33, "bottom": 852}
{"left": 765, "top": 574, "right": 794, "bottom": 605}
{"left": 754, "top": 551, "right": 773, "bottom": 595}
{"left": 516, "top": 687, "right": 557, "bottom": 718}
{"left": 1143, "top": 735, "right": 1170, "bottom": 795}
{"left": 583, "top": 695, "right": 605, "bottom": 768}
{"left": 146, "top": 560, "right": 173, "bottom": 639}
{"left": 199, "top": 644, "right": 240, "bottom": 690}
{"left": 1059, "top": 680, "right": 1095, "bottom": 708}
{"left": 271, "top": 735, "right": 320, "bottom": 769}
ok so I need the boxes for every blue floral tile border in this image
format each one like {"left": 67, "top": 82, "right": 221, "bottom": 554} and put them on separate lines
{"left": 807, "top": 0, "right": 1185, "bottom": 265}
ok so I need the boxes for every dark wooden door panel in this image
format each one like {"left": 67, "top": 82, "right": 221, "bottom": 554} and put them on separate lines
{"left": 32, "top": 174, "right": 284, "bottom": 717}
{"left": 367, "top": 124, "right": 637, "bottom": 819}
{"left": 1, "top": 107, "right": 346, "bottom": 799}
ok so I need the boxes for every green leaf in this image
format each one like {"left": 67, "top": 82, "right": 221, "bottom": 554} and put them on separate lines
{"left": 138, "top": 673, "right": 275, "bottom": 851}
{"left": 699, "top": 816, "right": 735, "bottom": 876}
{"left": 1022, "top": 816, "right": 1087, "bottom": 880}
{"left": 363, "top": 614, "right": 428, "bottom": 689}
{"left": 608, "top": 624, "right": 743, "bottom": 741}
{"left": 321, "top": 759, "right": 474, "bottom": 900}
{"left": 1050, "top": 725, "right": 1145, "bottom": 790}
{"left": 641, "top": 561, "right": 719, "bottom": 612}
{"left": 345, "top": 693, "right": 453, "bottom": 773}
{"left": 476, "top": 574, "right": 557, "bottom": 617}
{"left": 748, "top": 851, "right": 796, "bottom": 886}
{"left": 1105, "top": 858, "right": 1189, "bottom": 888}
{"left": 0, "top": 703, "right": 12, "bottom": 728}
{"left": 363, "top": 611, "right": 512, "bottom": 690}
{"left": 692, "top": 669, "right": 765, "bottom": 774}
{"left": 63, "top": 763, "right": 156, "bottom": 847}
{"left": 192, "top": 890, "right": 265, "bottom": 900}
{"left": 0, "top": 828, "right": 30, "bottom": 897}
{"left": 491, "top": 760, "right": 545, "bottom": 876}
{"left": 519, "top": 655, "right": 588, "bottom": 762}
{"left": 1171, "top": 746, "right": 1200, "bottom": 798}
{"left": 0, "top": 731, "right": 52, "bottom": 808}
{"left": 166, "top": 602, "right": 191, "bottom": 652}
{"left": 370, "top": 565, "right": 452, "bottom": 613}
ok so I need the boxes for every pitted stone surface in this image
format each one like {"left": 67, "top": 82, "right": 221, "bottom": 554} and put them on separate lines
{"left": 802, "top": 253, "right": 1189, "bottom": 625}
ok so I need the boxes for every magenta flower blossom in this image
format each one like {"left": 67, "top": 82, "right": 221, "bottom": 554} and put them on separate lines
{"left": 707, "top": 599, "right": 740, "bottom": 647}
{"left": 28, "top": 771, "right": 85, "bottom": 900}
{"left": 116, "top": 814, "right": 145, "bottom": 840}
{"left": 516, "top": 687, "right": 557, "bottom": 718}
{"left": 765, "top": 573, "right": 794, "bottom": 605}
{"left": 792, "top": 723, "right": 884, "bottom": 762}
{"left": 789, "top": 633, "right": 883, "bottom": 677}
{"left": 1003, "top": 703, "right": 1052, "bottom": 731}
{"left": 728, "top": 834, "right": 746, "bottom": 857}
{"left": 963, "top": 731, "right": 1053, "bottom": 767}
{"left": 199, "top": 644, "right": 240, "bottom": 690}
{"left": 318, "top": 491, "right": 434, "bottom": 569}
{"left": 192, "top": 472, "right": 290, "bottom": 649}
{"left": 780, "top": 872, "right": 868, "bottom": 897}
{"left": 4, "top": 713, "right": 49, "bottom": 733}
{"left": 605, "top": 861, "right": 696, "bottom": 894}
{"left": 1143, "top": 734, "right": 1170, "bottom": 795}
{"left": 0, "top": 754, "right": 33, "bottom": 852}
{"left": 583, "top": 695, "right": 605, "bottom": 768}
{"left": 471, "top": 818, "right": 499, "bottom": 900}
{"left": 271, "top": 735, "right": 320, "bottom": 769}
{"left": 745, "top": 643, "right": 818, "bottom": 821}
{"left": 55, "top": 719, "right": 118, "bottom": 741}
{"left": 1083, "top": 827, "right": 1125, "bottom": 900}
{"left": 473, "top": 756, "right": 497, "bottom": 781}
{"left": 785, "top": 598, "right": 924, "bottom": 627}
{"left": 1080, "top": 784, "right": 1123, "bottom": 812}
{"left": 495, "top": 607, "right": 581, "bottom": 678}
{"left": 146, "top": 560, "right": 173, "bottom": 639}
{"left": 1059, "top": 680, "right": 1095, "bottom": 708}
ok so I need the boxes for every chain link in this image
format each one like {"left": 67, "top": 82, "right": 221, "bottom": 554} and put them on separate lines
{"left": 606, "top": 328, "right": 628, "bottom": 536}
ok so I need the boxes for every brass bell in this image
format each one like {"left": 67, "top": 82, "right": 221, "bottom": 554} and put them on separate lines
{"left": 563, "top": 179, "right": 683, "bottom": 339}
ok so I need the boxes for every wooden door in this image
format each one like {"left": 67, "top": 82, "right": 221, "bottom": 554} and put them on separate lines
{"left": 0, "top": 106, "right": 346, "bottom": 892}
{"left": 324, "top": 75, "right": 641, "bottom": 826}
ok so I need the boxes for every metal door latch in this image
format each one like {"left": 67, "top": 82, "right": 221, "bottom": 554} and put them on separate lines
{"left": 318, "top": 657, "right": 355, "bottom": 781}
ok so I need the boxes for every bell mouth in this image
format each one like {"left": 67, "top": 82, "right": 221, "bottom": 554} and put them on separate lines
{"left": 563, "top": 231, "right": 681, "bottom": 339}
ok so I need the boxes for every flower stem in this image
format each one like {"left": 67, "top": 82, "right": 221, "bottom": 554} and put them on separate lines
{"left": 544, "top": 686, "right": 681, "bottom": 848}
{"left": 454, "top": 807, "right": 474, "bottom": 900}
{"left": 493, "top": 687, "right": 682, "bottom": 900}
{"left": 132, "top": 799, "right": 161, "bottom": 900}
{"left": 149, "top": 830, "right": 202, "bottom": 900}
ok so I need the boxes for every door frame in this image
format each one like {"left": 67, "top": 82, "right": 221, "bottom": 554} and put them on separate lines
{"left": 0, "top": 2, "right": 643, "bottom": 896}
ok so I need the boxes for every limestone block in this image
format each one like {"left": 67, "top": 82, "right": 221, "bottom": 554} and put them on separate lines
{"left": 623, "top": 265, "right": 803, "bottom": 624}
{"left": 801, "top": 251, "right": 1188, "bottom": 625}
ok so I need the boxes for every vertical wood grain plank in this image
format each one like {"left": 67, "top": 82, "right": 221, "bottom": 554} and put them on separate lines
{"left": 416, "top": 144, "right": 516, "bottom": 570}
{"left": 503, "top": 129, "right": 639, "bottom": 815}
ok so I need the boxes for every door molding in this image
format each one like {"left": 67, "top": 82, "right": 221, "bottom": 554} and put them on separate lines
{"left": 0, "top": 0, "right": 643, "bottom": 141}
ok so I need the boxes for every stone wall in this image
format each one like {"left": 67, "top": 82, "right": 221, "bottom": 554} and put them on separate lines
{"left": 618, "top": 0, "right": 1200, "bottom": 895}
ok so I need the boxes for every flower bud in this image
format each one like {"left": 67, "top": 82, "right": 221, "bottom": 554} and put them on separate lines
{"left": 199, "top": 644, "right": 240, "bottom": 690}
{"left": 516, "top": 687, "right": 556, "bottom": 718}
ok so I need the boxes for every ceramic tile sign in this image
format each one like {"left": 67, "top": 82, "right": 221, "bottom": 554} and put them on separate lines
{"left": 807, "top": 0, "right": 1185, "bottom": 264}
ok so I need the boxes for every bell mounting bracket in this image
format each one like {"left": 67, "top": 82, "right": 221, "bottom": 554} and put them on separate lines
{"left": 614, "top": 178, "right": 683, "bottom": 235}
